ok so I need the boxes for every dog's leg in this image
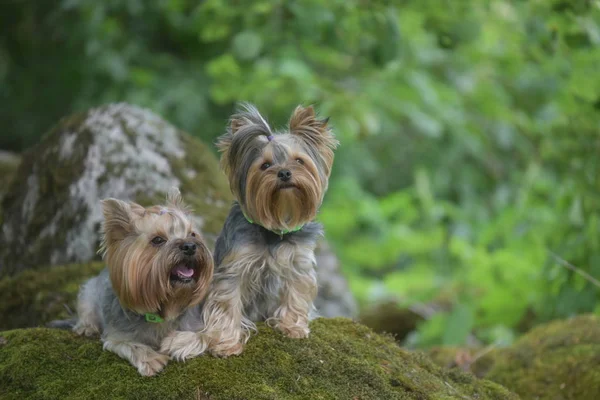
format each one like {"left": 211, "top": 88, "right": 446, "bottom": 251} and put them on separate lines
{"left": 159, "top": 330, "right": 210, "bottom": 362}
{"left": 102, "top": 333, "right": 169, "bottom": 376}
{"left": 73, "top": 277, "right": 102, "bottom": 337}
{"left": 161, "top": 277, "right": 250, "bottom": 359}
{"left": 272, "top": 252, "right": 317, "bottom": 339}
{"left": 202, "top": 278, "right": 251, "bottom": 357}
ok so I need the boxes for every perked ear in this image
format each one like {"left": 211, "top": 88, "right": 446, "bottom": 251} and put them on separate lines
{"left": 216, "top": 102, "right": 272, "bottom": 174}
{"left": 166, "top": 187, "right": 192, "bottom": 213}
{"left": 100, "top": 198, "right": 134, "bottom": 246}
{"left": 289, "top": 105, "right": 338, "bottom": 151}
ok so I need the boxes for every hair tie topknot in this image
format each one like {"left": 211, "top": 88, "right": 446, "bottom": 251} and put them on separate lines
{"left": 267, "top": 135, "right": 274, "bottom": 141}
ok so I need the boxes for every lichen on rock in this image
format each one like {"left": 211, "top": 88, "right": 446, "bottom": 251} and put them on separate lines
{"left": 0, "top": 318, "right": 517, "bottom": 400}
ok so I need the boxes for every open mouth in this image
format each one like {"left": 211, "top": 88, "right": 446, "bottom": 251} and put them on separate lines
{"left": 170, "top": 263, "right": 196, "bottom": 283}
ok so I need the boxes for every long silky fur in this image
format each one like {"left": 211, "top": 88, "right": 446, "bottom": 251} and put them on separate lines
{"left": 50, "top": 189, "right": 214, "bottom": 376}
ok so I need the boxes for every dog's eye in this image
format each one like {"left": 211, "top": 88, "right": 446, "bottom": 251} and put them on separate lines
{"left": 296, "top": 158, "right": 304, "bottom": 165}
{"left": 260, "top": 162, "right": 271, "bottom": 170}
{"left": 151, "top": 236, "right": 166, "bottom": 245}
{"left": 190, "top": 232, "right": 196, "bottom": 237}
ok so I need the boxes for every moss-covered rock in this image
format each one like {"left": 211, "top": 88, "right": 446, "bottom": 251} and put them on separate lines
{"left": 485, "top": 314, "right": 600, "bottom": 400}
{"left": 426, "top": 314, "right": 600, "bottom": 400}
{"left": 0, "top": 151, "right": 20, "bottom": 222}
{"left": 0, "top": 262, "right": 104, "bottom": 331}
{"left": 0, "top": 103, "right": 231, "bottom": 276}
{"left": 0, "top": 318, "right": 517, "bottom": 400}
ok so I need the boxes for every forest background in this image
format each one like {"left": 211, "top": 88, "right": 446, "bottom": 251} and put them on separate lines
{"left": 1, "top": 0, "right": 599, "bottom": 348}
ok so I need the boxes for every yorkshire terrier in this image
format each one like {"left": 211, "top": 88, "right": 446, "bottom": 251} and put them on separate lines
{"left": 51, "top": 189, "right": 213, "bottom": 376}
{"left": 161, "top": 103, "right": 338, "bottom": 360}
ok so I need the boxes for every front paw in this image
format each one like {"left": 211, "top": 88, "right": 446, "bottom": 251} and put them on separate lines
{"left": 136, "top": 352, "right": 169, "bottom": 377}
{"left": 277, "top": 323, "right": 310, "bottom": 339}
{"left": 160, "top": 331, "right": 208, "bottom": 362}
{"left": 210, "top": 341, "right": 244, "bottom": 358}
{"left": 73, "top": 323, "right": 99, "bottom": 337}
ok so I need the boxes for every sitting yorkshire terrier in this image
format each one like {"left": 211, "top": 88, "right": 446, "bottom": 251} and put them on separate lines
{"left": 161, "top": 104, "right": 338, "bottom": 360}
{"left": 51, "top": 189, "right": 213, "bottom": 376}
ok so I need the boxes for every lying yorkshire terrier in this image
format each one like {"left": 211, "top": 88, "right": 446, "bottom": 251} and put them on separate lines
{"left": 162, "top": 103, "right": 338, "bottom": 360}
{"left": 50, "top": 188, "right": 213, "bottom": 376}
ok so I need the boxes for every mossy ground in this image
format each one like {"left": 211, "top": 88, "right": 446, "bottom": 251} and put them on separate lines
{"left": 0, "top": 262, "right": 104, "bottom": 330}
{"left": 484, "top": 314, "right": 600, "bottom": 400}
{"left": 0, "top": 318, "right": 517, "bottom": 400}
{"left": 425, "top": 314, "right": 600, "bottom": 400}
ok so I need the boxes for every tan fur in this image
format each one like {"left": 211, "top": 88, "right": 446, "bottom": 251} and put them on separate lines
{"left": 103, "top": 335, "right": 170, "bottom": 377}
{"left": 289, "top": 105, "right": 338, "bottom": 178}
{"left": 201, "top": 241, "right": 317, "bottom": 357}
{"left": 74, "top": 189, "right": 214, "bottom": 376}
{"left": 101, "top": 196, "right": 212, "bottom": 317}
{"left": 161, "top": 105, "right": 335, "bottom": 361}
{"left": 244, "top": 146, "right": 321, "bottom": 232}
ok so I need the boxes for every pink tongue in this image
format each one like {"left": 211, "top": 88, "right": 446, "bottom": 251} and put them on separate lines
{"left": 173, "top": 264, "right": 194, "bottom": 278}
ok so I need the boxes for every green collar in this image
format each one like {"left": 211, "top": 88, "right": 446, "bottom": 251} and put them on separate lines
{"left": 145, "top": 313, "right": 164, "bottom": 323}
{"left": 243, "top": 213, "right": 304, "bottom": 237}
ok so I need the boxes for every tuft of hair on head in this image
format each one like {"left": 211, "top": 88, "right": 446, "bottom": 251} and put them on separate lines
{"left": 288, "top": 105, "right": 339, "bottom": 177}
{"left": 166, "top": 187, "right": 192, "bottom": 214}
{"left": 216, "top": 102, "right": 273, "bottom": 174}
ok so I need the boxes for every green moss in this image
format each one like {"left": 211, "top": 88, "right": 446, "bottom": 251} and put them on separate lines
{"left": 0, "top": 262, "right": 104, "bottom": 330}
{"left": 425, "top": 315, "right": 600, "bottom": 400}
{"left": 0, "top": 318, "right": 517, "bottom": 400}
{"left": 483, "top": 314, "right": 600, "bottom": 400}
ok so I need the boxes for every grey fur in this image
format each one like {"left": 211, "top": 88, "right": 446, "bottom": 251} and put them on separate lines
{"left": 55, "top": 268, "right": 203, "bottom": 376}
{"left": 214, "top": 202, "right": 322, "bottom": 266}
{"left": 161, "top": 104, "right": 335, "bottom": 361}
{"left": 76, "top": 269, "right": 197, "bottom": 346}
{"left": 214, "top": 202, "right": 322, "bottom": 321}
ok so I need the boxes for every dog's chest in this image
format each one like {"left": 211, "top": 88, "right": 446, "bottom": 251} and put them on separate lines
{"left": 245, "top": 242, "right": 296, "bottom": 286}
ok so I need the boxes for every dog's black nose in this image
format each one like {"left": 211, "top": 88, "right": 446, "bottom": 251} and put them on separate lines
{"left": 180, "top": 242, "right": 197, "bottom": 255}
{"left": 278, "top": 169, "right": 292, "bottom": 182}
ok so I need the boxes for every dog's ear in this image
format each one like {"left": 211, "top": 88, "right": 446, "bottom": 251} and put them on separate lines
{"left": 217, "top": 102, "right": 272, "bottom": 174}
{"left": 289, "top": 105, "right": 338, "bottom": 148}
{"left": 289, "top": 105, "right": 339, "bottom": 176}
{"left": 100, "top": 198, "right": 134, "bottom": 245}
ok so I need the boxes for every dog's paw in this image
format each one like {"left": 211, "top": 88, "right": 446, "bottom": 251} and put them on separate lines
{"left": 277, "top": 324, "right": 310, "bottom": 339}
{"left": 160, "top": 331, "right": 207, "bottom": 362}
{"left": 73, "top": 323, "right": 99, "bottom": 337}
{"left": 210, "top": 341, "right": 244, "bottom": 358}
{"left": 136, "top": 352, "right": 169, "bottom": 377}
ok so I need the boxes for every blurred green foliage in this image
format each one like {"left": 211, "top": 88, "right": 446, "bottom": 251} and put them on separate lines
{"left": 1, "top": 0, "right": 599, "bottom": 347}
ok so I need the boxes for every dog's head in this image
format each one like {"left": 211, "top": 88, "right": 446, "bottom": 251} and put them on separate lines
{"left": 216, "top": 103, "right": 338, "bottom": 232}
{"left": 100, "top": 188, "right": 213, "bottom": 320}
